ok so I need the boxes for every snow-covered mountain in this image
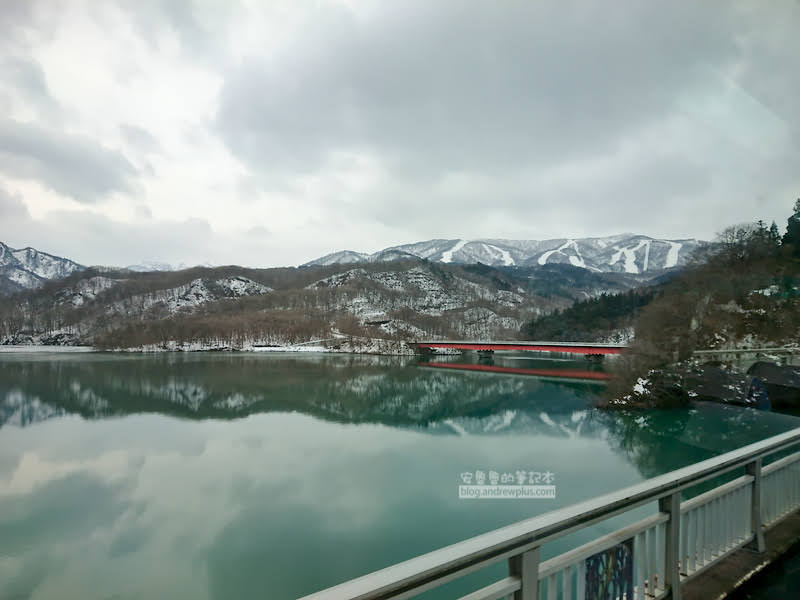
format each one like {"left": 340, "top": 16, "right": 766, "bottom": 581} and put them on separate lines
{"left": 0, "top": 240, "right": 223, "bottom": 295}
{"left": 125, "top": 261, "right": 180, "bottom": 272}
{"left": 125, "top": 261, "right": 214, "bottom": 272}
{"left": 0, "top": 242, "right": 84, "bottom": 294}
{"left": 304, "top": 235, "right": 702, "bottom": 274}
{"left": 304, "top": 250, "right": 370, "bottom": 266}
{"left": 1, "top": 233, "right": 698, "bottom": 298}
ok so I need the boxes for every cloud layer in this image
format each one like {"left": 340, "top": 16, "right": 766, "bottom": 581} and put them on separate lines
{"left": 0, "top": 0, "right": 798, "bottom": 267}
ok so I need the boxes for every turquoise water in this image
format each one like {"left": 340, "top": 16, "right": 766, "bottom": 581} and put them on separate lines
{"left": 1, "top": 352, "right": 798, "bottom": 599}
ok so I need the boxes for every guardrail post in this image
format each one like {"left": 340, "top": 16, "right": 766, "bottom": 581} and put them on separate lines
{"left": 509, "top": 547, "right": 539, "bottom": 600}
{"left": 745, "top": 458, "right": 765, "bottom": 552}
{"left": 659, "top": 492, "right": 682, "bottom": 600}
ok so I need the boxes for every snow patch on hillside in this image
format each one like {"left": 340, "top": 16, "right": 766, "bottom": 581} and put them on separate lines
{"left": 538, "top": 239, "right": 585, "bottom": 267}
{"left": 537, "top": 241, "right": 566, "bottom": 265}
{"left": 441, "top": 240, "right": 467, "bottom": 263}
{"left": 484, "top": 243, "right": 515, "bottom": 266}
{"left": 665, "top": 242, "right": 683, "bottom": 268}
{"left": 610, "top": 240, "right": 649, "bottom": 274}
{"left": 7, "top": 269, "right": 42, "bottom": 288}
{"left": 167, "top": 279, "right": 212, "bottom": 311}
{"left": 216, "top": 276, "right": 272, "bottom": 297}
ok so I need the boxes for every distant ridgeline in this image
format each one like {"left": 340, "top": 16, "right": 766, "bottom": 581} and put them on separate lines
{"left": 304, "top": 234, "right": 700, "bottom": 273}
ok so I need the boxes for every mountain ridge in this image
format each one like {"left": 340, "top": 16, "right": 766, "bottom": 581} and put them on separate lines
{"left": 304, "top": 234, "right": 702, "bottom": 273}
{"left": 0, "top": 232, "right": 702, "bottom": 297}
{"left": 0, "top": 242, "right": 84, "bottom": 295}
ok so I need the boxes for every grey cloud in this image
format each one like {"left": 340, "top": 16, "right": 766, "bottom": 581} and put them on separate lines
{"left": 6, "top": 57, "right": 48, "bottom": 96}
{"left": 51, "top": 212, "right": 213, "bottom": 267}
{"left": 0, "top": 185, "right": 30, "bottom": 219}
{"left": 0, "top": 1, "right": 63, "bottom": 60}
{"left": 1, "top": 1, "right": 799, "bottom": 265}
{"left": 729, "top": 2, "right": 800, "bottom": 137}
{"left": 2, "top": 57, "right": 63, "bottom": 120}
{"left": 0, "top": 118, "right": 138, "bottom": 203}
{"left": 211, "top": 0, "right": 800, "bottom": 244}
{"left": 0, "top": 187, "right": 290, "bottom": 267}
{"left": 356, "top": 148, "right": 714, "bottom": 240}
{"left": 120, "top": 124, "right": 160, "bottom": 153}
{"left": 133, "top": 203, "right": 153, "bottom": 220}
{"left": 1, "top": 201, "right": 210, "bottom": 266}
{"left": 116, "top": 0, "right": 242, "bottom": 69}
{"left": 216, "top": 1, "right": 736, "bottom": 176}
{"left": 0, "top": 1, "right": 37, "bottom": 50}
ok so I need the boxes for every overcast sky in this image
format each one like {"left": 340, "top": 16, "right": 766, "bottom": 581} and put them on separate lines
{"left": 1, "top": 1, "right": 799, "bottom": 268}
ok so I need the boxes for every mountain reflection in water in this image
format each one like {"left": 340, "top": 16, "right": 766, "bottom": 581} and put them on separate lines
{"left": 1, "top": 353, "right": 608, "bottom": 428}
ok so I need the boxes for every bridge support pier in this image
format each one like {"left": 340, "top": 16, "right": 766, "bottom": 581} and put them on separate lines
{"left": 478, "top": 350, "right": 495, "bottom": 364}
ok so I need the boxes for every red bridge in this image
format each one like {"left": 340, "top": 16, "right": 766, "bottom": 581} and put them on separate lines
{"left": 415, "top": 340, "right": 627, "bottom": 356}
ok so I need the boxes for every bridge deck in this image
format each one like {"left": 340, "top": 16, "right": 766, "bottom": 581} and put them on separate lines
{"left": 416, "top": 340, "right": 627, "bottom": 355}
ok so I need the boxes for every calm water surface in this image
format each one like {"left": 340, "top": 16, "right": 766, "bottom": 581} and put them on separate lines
{"left": 1, "top": 352, "right": 798, "bottom": 599}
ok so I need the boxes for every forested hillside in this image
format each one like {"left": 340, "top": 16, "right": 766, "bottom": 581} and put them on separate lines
{"left": 609, "top": 202, "right": 800, "bottom": 405}
{"left": 0, "top": 258, "right": 653, "bottom": 351}
{"left": 521, "top": 289, "right": 657, "bottom": 343}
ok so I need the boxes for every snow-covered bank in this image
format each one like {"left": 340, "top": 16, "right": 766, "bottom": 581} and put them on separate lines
{"left": 0, "top": 345, "right": 96, "bottom": 353}
{"left": 251, "top": 345, "right": 328, "bottom": 353}
{"left": 103, "top": 337, "right": 418, "bottom": 356}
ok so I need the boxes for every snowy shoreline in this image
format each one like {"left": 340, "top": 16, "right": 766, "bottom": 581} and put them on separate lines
{"left": 0, "top": 340, "right": 418, "bottom": 356}
{"left": 0, "top": 345, "right": 97, "bottom": 353}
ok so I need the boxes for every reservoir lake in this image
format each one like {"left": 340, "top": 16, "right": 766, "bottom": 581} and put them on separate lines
{"left": 1, "top": 351, "right": 798, "bottom": 599}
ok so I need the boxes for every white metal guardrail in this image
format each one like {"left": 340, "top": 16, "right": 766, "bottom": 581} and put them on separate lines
{"left": 300, "top": 427, "right": 800, "bottom": 600}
